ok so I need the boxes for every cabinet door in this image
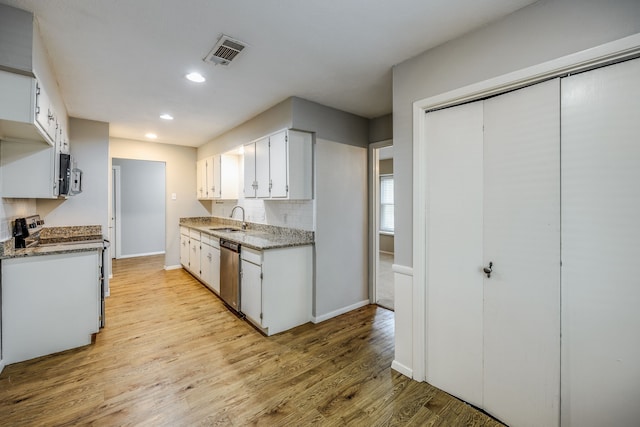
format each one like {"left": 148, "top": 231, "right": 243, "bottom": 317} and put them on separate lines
{"left": 211, "top": 245, "right": 220, "bottom": 293}
{"left": 196, "top": 159, "right": 206, "bottom": 199}
{"left": 190, "top": 237, "right": 201, "bottom": 276}
{"left": 269, "top": 130, "right": 288, "bottom": 198}
{"left": 241, "top": 259, "right": 262, "bottom": 326}
{"left": 34, "top": 81, "right": 54, "bottom": 142}
{"left": 243, "top": 142, "right": 256, "bottom": 198}
{"left": 255, "top": 136, "right": 270, "bottom": 198}
{"left": 211, "top": 155, "right": 222, "bottom": 199}
{"left": 200, "top": 243, "right": 213, "bottom": 289}
{"left": 180, "top": 234, "right": 189, "bottom": 267}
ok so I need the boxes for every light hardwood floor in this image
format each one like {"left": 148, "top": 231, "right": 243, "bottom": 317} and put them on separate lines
{"left": 0, "top": 255, "right": 502, "bottom": 426}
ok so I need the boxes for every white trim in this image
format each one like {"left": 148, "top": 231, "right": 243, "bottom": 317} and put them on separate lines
{"left": 112, "top": 165, "right": 122, "bottom": 259}
{"left": 412, "top": 33, "right": 640, "bottom": 384}
{"left": 0, "top": 359, "right": 5, "bottom": 374}
{"left": 311, "top": 299, "right": 370, "bottom": 323}
{"left": 164, "top": 264, "right": 182, "bottom": 271}
{"left": 369, "top": 139, "right": 393, "bottom": 306}
{"left": 392, "top": 264, "right": 413, "bottom": 276}
{"left": 391, "top": 360, "right": 413, "bottom": 378}
{"left": 117, "top": 251, "right": 165, "bottom": 259}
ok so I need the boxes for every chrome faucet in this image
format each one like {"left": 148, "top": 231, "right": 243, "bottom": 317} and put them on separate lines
{"left": 230, "top": 205, "right": 247, "bottom": 230}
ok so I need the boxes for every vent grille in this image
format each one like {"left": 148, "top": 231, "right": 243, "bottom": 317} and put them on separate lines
{"left": 203, "top": 35, "right": 247, "bottom": 66}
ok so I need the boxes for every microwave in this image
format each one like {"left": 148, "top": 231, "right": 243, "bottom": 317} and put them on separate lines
{"left": 59, "top": 153, "right": 82, "bottom": 196}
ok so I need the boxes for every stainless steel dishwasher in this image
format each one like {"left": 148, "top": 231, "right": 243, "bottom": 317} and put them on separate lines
{"left": 219, "top": 239, "right": 241, "bottom": 313}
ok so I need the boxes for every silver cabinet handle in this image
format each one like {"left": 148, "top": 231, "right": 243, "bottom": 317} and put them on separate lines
{"left": 483, "top": 262, "right": 493, "bottom": 278}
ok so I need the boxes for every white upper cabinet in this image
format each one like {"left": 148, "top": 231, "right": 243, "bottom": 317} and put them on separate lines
{"left": 244, "top": 129, "right": 313, "bottom": 200}
{"left": 197, "top": 154, "right": 239, "bottom": 200}
{"left": 0, "top": 5, "right": 68, "bottom": 147}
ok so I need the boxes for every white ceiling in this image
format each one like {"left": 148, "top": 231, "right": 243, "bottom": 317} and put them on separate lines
{"left": 1, "top": 0, "right": 538, "bottom": 147}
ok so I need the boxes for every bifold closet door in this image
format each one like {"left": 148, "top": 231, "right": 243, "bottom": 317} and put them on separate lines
{"left": 561, "top": 58, "right": 640, "bottom": 427}
{"left": 483, "top": 78, "right": 560, "bottom": 427}
{"left": 426, "top": 101, "right": 484, "bottom": 407}
{"left": 425, "top": 78, "right": 560, "bottom": 427}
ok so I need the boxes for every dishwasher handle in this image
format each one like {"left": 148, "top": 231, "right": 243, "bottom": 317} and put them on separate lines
{"left": 220, "top": 239, "right": 240, "bottom": 252}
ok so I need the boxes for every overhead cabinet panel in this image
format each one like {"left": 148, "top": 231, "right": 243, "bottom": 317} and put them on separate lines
{"left": 255, "top": 136, "right": 270, "bottom": 198}
{"left": 243, "top": 129, "right": 313, "bottom": 200}
{"left": 269, "top": 131, "right": 288, "bottom": 198}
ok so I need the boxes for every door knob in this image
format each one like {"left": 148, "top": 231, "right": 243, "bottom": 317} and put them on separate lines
{"left": 483, "top": 262, "right": 493, "bottom": 278}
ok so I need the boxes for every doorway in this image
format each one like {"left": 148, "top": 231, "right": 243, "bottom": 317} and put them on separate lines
{"left": 111, "top": 158, "right": 166, "bottom": 259}
{"left": 370, "top": 141, "right": 394, "bottom": 310}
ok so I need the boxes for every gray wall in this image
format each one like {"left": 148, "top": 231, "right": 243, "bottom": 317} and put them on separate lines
{"left": 198, "top": 96, "right": 369, "bottom": 157}
{"left": 369, "top": 114, "right": 392, "bottom": 143}
{"left": 110, "top": 138, "right": 210, "bottom": 269}
{"left": 112, "top": 158, "right": 165, "bottom": 257}
{"left": 38, "top": 118, "right": 109, "bottom": 235}
{"left": 392, "top": 0, "right": 640, "bottom": 267}
{"left": 0, "top": 4, "right": 33, "bottom": 75}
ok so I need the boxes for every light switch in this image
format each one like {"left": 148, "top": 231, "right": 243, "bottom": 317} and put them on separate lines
{"left": 171, "top": 193, "right": 177, "bottom": 200}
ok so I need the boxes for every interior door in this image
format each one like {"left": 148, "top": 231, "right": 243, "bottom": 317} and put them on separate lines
{"left": 561, "top": 58, "right": 640, "bottom": 427}
{"left": 482, "top": 78, "right": 560, "bottom": 427}
{"left": 426, "top": 101, "right": 484, "bottom": 407}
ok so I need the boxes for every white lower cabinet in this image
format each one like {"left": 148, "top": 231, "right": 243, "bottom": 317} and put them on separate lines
{"left": 200, "top": 235, "right": 220, "bottom": 294}
{"left": 189, "top": 229, "right": 201, "bottom": 278}
{"left": 1, "top": 251, "right": 101, "bottom": 364}
{"left": 240, "top": 245, "right": 313, "bottom": 336}
{"left": 180, "top": 228, "right": 190, "bottom": 269}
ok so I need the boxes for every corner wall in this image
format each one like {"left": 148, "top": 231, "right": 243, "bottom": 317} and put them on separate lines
{"left": 110, "top": 138, "right": 209, "bottom": 268}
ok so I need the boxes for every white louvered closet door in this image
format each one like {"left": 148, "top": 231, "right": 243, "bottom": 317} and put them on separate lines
{"left": 561, "top": 57, "right": 640, "bottom": 427}
{"left": 482, "top": 78, "right": 561, "bottom": 427}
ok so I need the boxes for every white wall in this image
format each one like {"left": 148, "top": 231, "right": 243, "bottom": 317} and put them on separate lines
{"left": 392, "top": 0, "right": 640, "bottom": 268}
{"left": 314, "top": 138, "right": 368, "bottom": 320}
{"left": 110, "top": 138, "right": 209, "bottom": 269}
{"left": 112, "top": 158, "right": 165, "bottom": 257}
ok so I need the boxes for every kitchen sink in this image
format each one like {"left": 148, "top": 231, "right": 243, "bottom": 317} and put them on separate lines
{"left": 209, "top": 227, "right": 244, "bottom": 233}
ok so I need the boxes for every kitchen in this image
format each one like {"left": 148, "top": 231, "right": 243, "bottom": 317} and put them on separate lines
{"left": 1, "top": 1, "right": 640, "bottom": 426}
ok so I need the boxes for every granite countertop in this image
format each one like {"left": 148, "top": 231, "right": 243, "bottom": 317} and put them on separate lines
{"left": 180, "top": 218, "right": 314, "bottom": 250}
{"left": 0, "top": 225, "right": 106, "bottom": 260}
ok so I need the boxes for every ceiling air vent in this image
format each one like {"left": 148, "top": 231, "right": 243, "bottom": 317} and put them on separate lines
{"left": 203, "top": 35, "right": 247, "bottom": 66}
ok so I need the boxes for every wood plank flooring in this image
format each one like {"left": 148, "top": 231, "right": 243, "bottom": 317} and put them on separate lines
{"left": 0, "top": 255, "right": 502, "bottom": 426}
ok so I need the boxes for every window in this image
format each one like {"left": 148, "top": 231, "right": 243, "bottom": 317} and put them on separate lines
{"left": 380, "top": 174, "right": 394, "bottom": 233}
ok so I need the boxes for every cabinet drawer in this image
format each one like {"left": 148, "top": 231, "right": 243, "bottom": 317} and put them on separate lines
{"left": 200, "top": 233, "right": 212, "bottom": 246}
{"left": 210, "top": 236, "right": 220, "bottom": 249}
{"left": 180, "top": 226, "right": 189, "bottom": 236}
{"left": 189, "top": 229, "right": 201, "bottom": 240}
{"left": 241, "top": 246, "right": 262, "bottom": 265}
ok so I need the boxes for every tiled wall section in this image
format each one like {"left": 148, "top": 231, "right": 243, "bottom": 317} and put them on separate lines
{"left": 211, "top": 199, "right": 314, "bottom": 231}
{"left": 0, "top": 198, "right": 37, "bottom": 241}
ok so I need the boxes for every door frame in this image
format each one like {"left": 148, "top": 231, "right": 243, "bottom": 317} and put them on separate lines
{"left": 368, "top": 139, "right": 393, "bottom": 306}
{"left": 411, "top": 33, "right": 640, "bottom": 382}
{"left": 112, "top": 165, "right": 122, "bottom": 259}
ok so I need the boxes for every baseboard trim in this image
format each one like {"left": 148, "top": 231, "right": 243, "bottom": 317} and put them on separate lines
{"left": 117, "top": 251, "right": 165, "bottom": 259}
{"left": 312, "top": 299, "right": 370, "bottom": 323}
{"left": 164, "top": 264, "right": 182, "bottom": 271}
{"left": 0, "top": 359, "right": 5, "bottom": 375}
{"left": 391, "top": 360, "right": 413, "bottom": 378}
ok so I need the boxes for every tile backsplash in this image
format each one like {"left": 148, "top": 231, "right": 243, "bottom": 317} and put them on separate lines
{"left": 211, "top": 199, "right": 314, "bottom": 231}
{"left": 0, "top": 198, "right": 37, "bottom": 241}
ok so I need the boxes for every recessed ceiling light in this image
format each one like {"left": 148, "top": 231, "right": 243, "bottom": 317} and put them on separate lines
{"left": 186, "top": 72, "right": 205, "bottom": 83}
{"left": 160, "top": 114, "right": 174, "bottom": 120}
{"left": 145, "top": 133, "right": 158, "bottom": 139}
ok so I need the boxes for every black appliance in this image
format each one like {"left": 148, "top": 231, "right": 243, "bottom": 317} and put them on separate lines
{"left": 12, "top": 217, "right": 29, "bottom": 248}
{"left": 59, "top": 153, "right": 72, "bottom": 196}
